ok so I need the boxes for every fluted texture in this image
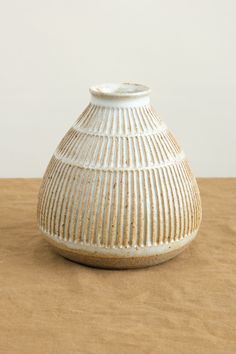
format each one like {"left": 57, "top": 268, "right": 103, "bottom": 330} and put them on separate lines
{"left": 38, "top": 103, "right": 201, "bottom": 250}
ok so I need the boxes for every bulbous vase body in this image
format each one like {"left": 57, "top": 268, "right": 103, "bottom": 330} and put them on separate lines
{"left": 38, "top": 83, "right": 202, "bottom": 269}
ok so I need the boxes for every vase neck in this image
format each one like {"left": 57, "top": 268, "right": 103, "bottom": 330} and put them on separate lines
{"left": 89, "top": 82, "right": 151, "bottom": 108}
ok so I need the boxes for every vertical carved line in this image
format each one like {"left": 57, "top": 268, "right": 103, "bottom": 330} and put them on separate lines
{"left": 93, "top": 136, "right": 104, "bottom": 169}
{"left": 166, "top": 131, "right": 181, "bottom": 156}
{"left": 86, "top": 171, "right": 99, "bottom": 244}
{"left": 160, "top": 131, "right": 176, "bottom": 159}
{"left": 129, "top": 170, "right": 135, "bottom": 246}
{"left": 149, "top": 134, "right": 162, "bottom": 163}
{"left": 99, "top": 136, "right": 109, "bottom": 168}
{"left": 58, "top": 166, "right": 77, "bottom": 240}
{"left": 108, "top": 171, "right": 118, "bottom": 247}
{"left": 87, "top": 135, "right": 101, "bottom": 167}
{"left": 43, "top": 160, "right": 63, "bottom": 232}
{"left": 81, "top": 171, "right": 97, "bottom": 244}
{"left": 122, "top": 171, "right": 129, "bottom": 247}
{"left": 145, "top": 136, "right": 155, "bottom": 165}
{"left": 149, "top": 169, "right": 157, "bottom": 245}
{"left": 161, "top": 167, "right": 171, "bottom": 243}
{"left": 133, "top": 137, "right": 141, "bottom": 167}
{"left": 95, "top": 172, "right": 110, "bottom": 246}
{"left": 132, "top": 170, "right": 138, "bottom": 246}
{"left": 143, "top": 169, "right": 151, "bottom": 245}
{"left": 90, "top": 106, "right": 103, "bottom": 132}
{"left": 136, "top": 135, "right": 145, "bottom": 168}
{"left": 74, "top": 134, "right": 94, "bottom": 163}
{"left": 82, "top": 105, "right": 99, "bottom": 129}
{"left": 157, "top": 134, "right": 170, "bottom": 161}
{"left": 94, "top": 171, "right": 107, "bottom": 246}
{"left": 85, "top": 135, "right": 100, "bottom": 168}
{"left": 126, "top": 171, "right": 132, "bottom": 246}
{"left": 73, "top": 104, "right": 92, "bottom": 128}
{"left": 134, "top": 106, "right": 148, "bottom": 131}
{"left": 171, "top": 164, "right": 185, "bottom": 240}
{"left": 73, "top": 169, "right": 89, "bottom": 242}
{"left": 127, "top": 107, "right": 135, "bottom": 133}
{"left": 168, "top": 165, "right": 181, "bottom": 241}
{"left": 122, "top": 108, "right": 127, "bottom": 135}
{"left": 97, "top": 106, "right": 108, "bottom": 135}
{"left": 129, "top": 136, "right": 136, "bottom": 167}
{"left": 64, "top": 167, "right": 82, "bottom": 241}
{"left": 38, "top": 156, "right": 57, "bottom": 227}
{"left": 140, "top": 136, "right": 149, "bottom": 166}
{"left": 122, "top": 133, "right": 128, "bottom": 168}
{"left": 124, "top": 107, "right": 129, "bottom": 135}
{"left": 185, "top": 164, "right": 197, "bottom": 231}
{"left": 163, "top": 167, "right": 176, "bottom": 242}
{"left": 115, "top": 136, "right": 120, "bottom": 169}
{"left": 102, "top": 171, "right": 114, "bottom": 246}
{"left": 117, "top": 171, "right": 125, "bottom": 247}
{"left": 53, "top": 163, "right": 72, "bottom": 238}
{"left": 67, "top": 133, "right": 86, "bottom": 163}
{"left": 149, "top": 107, "right": 162, "bottom": 124}
{"left": 68, "top": 168, "right": 85, "bottom": 242}
{"left": 180, "top": 162, "right": 194, "bottom": 235}
{"left": 153, "top": 134, "right": 166, "bottom": 162}
{"left": 41, "top": 158, "right": 62, "bottom": 230}
{"left": 110, "top": 107, "right": 116, "bottom": 135}
{"left": 57, "top": 129, "right": 77, "bottom": 158}
{"left": 125, "top": 137, "right": 131, "bottom": 167}
{"left": 177, "top": 162, "right": 192, "bottom": 237}
{"left": 65, "top": 130, "right": 81, "bottom": 155}
{"left": 143, "top": 106, "right": 157, "bottom": 129}
{"left": 133, "top": 107, "right": 145, "bottom": 132}
{"left": 140, "top": 106, "right": 154, "bottom": 130}
{"left": 75, "top": 104, "right": 95, "bottom": 128}
{"left": 168, "top": 132, "right": 181, "bottom": 155}
{"left": 49, "top": 163, "right": 70, "bottom": 237}
{"left": 115, "top": 108, "right": 120, "bottom": 135}
{"left": 137, "top": 170, "right": 144, "bottom": 246}
{"left": 106, "top": 107, "right": 114, "bottom": 135}
{"left": 117, "top": 108, "right": 121, "bottom": 135}
{"left": 183, "top": 161, "right": 196, "bottom": 233}
{"left": 108, "top": 137, "right": 116, "bottom": 168}
{"left": 158, "top": 168, "right": 169, "bottom": 243}
{"left": 57, "top": 128, "right": 73, "bottom": 155}
{"left": 75, "top": 169, "right": 92, "bottom": 243}
{"left": 174, "top": 163, "right": 188, "bottom": 239}
{"left": 153, "top": 169, "right": 163, "bottom": 244}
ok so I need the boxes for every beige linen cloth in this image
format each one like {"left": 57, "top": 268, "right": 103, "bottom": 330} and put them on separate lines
{"left": 0, "top": 179, "right": 235, "bottom": 354}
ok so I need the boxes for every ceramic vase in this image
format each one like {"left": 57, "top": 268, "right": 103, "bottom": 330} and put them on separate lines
{"left": 37, "top": 83, "right": 202, "bottom": 269}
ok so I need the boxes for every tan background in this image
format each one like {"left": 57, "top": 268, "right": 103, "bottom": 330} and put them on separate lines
{"left": 0, "top": 0, "right": 235, "bottom": 177}
{"left": 0, "top": 178, "right": 235, "bottom": 353}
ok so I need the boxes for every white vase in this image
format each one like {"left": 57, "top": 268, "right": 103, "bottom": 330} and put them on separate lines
{"left": 37, "top": 83, "right": 202, "bottom": 269}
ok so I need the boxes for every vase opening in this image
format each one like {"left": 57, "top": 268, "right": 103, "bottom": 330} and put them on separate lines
{"left": 89, "top": 83, "right": 151, "bottom": 107}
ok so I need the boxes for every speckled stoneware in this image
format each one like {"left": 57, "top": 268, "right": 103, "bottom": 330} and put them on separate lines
{"left": 37, "top": 83, "right": 202, "bottom": 269}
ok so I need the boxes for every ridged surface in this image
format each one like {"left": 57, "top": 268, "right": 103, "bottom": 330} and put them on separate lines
{"left": 38, "top": 103, "right": 202, "bottom": 253}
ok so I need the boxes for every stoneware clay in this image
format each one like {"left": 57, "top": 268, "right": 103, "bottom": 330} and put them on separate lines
{"left": 37, "top": 83, "right": 202, "bottom": 269}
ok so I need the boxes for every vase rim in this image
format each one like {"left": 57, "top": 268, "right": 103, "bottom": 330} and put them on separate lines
{"left": 89, "top": 82, "right": 151, "bottom": 99}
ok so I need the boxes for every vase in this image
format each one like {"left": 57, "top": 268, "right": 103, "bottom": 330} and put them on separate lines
{"left": 37, "top": 83, "right": 202, "bottom": 269}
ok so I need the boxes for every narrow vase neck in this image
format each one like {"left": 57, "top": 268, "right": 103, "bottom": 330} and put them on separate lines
{"left": 89, "top": 82, "right": 151, "bottom": 108}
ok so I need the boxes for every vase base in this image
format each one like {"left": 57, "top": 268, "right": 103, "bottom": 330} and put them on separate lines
{"left": 49, "top": 243, "right": 189, "bottom": 269}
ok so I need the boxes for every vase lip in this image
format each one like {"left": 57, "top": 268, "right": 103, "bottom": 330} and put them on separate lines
{"left": 89, "top": 82, "right": 151, "bottom": 99}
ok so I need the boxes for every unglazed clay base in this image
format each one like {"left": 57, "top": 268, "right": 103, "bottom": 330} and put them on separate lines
{"left": 43, "top": 231, "right": 197, "bottom": 269}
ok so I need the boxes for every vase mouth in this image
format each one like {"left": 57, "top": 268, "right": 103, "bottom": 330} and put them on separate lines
{"left": 89, "top": 82, "right": 151, "bottom": 99}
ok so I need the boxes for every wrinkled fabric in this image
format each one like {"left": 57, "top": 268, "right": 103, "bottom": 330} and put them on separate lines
{"left": 0, "top": 179, "right": 235, "bottom": 354}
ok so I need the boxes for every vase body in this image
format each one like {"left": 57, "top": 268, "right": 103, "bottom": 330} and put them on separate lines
{"left": 37, "top": 83, "right": 202, "bottom": 269}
